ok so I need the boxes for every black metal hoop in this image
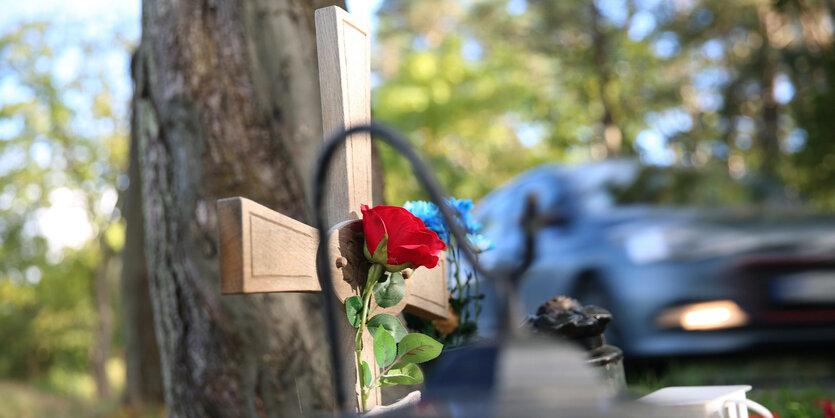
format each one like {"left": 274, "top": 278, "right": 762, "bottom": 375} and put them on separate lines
{"left": 311, "top": 123, "right": 534, "bottom": 411}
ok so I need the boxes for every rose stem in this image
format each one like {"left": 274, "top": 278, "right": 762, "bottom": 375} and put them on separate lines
{"left": 356, "top": 262, "right": 384, "bottom": 412}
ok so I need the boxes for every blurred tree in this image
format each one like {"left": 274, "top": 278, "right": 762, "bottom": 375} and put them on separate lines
{"left": 374, "top": 0, "right": 834, "bottom": 210}
{"left": 131, "top": 0, "right": 360, "bottom": 414}
{"left": 121, "top": 109, "right": 163, "bottom": 407}
{"left": 522, "top": 0, "right": 682, "bottom": 157}
{"left": 0, "top": 22, "right": 127, "bottom": 396}
{"left": 793, "top": 47, "right": 835, "bottom": 207}
{"left": 374, "top": 0, "right": 681, "bottom": 203}
{"left": 655, "top": 0, "right": 834, "bottom": 202}
{"left": 375, "top": 1, "right": 552, "bottom": 202}
{"left": 782, "top": 0, "right": 835, "bottom": 207}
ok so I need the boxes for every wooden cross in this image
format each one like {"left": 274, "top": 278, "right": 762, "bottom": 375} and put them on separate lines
{"left": 216, "top": 6, "right": 449, "bottom": 411}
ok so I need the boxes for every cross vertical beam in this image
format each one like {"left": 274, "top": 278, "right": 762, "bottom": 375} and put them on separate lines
{"left": 217, "top": 6, "right": 450, "bottom": 412}
{"left": 315, "top": 6, "right": 379, "bottom": 410}
{"left": 315, "top": 6, "right": 372, "bottom": 225}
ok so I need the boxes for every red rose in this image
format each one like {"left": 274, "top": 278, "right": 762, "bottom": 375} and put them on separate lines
{"left": 816, "top": 399, "right": 835, "bottom": 418}
{"left": 361, "top": 204, "right": 447, "bottom": 270}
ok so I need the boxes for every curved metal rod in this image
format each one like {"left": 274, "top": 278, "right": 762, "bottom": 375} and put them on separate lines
{"left": 311, "top": 123, "right": 533, "bottom": 411}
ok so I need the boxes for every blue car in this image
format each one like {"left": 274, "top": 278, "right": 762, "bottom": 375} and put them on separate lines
{"left": 474, "top": 161, "right": 835, "bottom": 357}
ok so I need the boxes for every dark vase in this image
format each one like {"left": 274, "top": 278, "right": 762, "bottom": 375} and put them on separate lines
{"left": 528, "top": 296, "right": 627, "bottom": 394}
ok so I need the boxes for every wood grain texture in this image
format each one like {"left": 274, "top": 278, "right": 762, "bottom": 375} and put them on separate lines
{"left": 405, "top": 252, "right": 449, "bottom": 320}
{"left": 315, "top": 6, "right": 372, "bottom": 226}
{"left": 313, "top": 5, "right": 448, "bottom": 322}
{"left": 328, "top": 219, "right": 407, "bottom": 315}
{"left": 218, "top": 197, "right": 321, "bottom": 294}
{"left": 214, "top": 5, "right": 449, "bottom": 411}
{"left": 216, "top": 195, "right": 448, "bottom": 408}
{"left": 219, "top": 198, "right": 410, "bottom": 317}
{"left": 315, "top": 7, "right": 379, "bottom": 409}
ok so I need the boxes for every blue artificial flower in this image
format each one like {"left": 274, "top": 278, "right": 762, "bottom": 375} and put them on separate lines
{"left": 467, "top": 233, "right": 494, "bottom": 252}
{"left": 404, "top": 197, "right": 492, "bottom": 252}
{"left": 404, "top": 200, "right": 448, "bottom": 243}
{"left": 448, "top": 197, "right": 482, "bottom": 234}
{"left": 403, "top": 200, "right": 438, "bottom": 222}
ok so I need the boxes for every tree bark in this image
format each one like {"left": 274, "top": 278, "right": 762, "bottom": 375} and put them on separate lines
{"left": 90, "top": 240, "right": 115, "bottom": 399}
{"left": 757, "top": 5, "right": 781, "bottom": 181}
{"left": 590, "top": 2, "right": 623, "bottom": 158}
{"left": 132, "top": 0, "right": 346, "bottom": 416}
{"left": 121, "top": 108, "right": 164, "bottom": 408}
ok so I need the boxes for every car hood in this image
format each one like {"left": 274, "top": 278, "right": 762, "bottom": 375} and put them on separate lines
{"left": 602, "top": 207, "right": 835, "bottom": 263}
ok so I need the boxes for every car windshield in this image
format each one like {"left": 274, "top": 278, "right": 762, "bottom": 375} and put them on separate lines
{"left": 567, "top": 161, "right": 799, "bottom": 214}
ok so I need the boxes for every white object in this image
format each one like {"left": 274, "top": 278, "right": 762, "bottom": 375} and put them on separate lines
{"left": 363, "top": 390, "right": 421, "bottom": 416}
{"left": 638, "top": 385, "right": 773, "bottom": 418}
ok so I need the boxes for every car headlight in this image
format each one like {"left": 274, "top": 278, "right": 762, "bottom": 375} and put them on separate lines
{"left": 656, "top": 300, "right": 749, "bottom": 331}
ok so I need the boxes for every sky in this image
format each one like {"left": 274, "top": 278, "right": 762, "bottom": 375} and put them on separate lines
{"left": 0, "top": 0, "right": 380, "bottom": 253}
{"left": 0, "top": 0, "right": 380, "bottom": 113}
{"left": 1, "top": 0, "right": 140, "bottom": 254}
{"left": 0, "top": 0, "right": 141, "bottom": 41}
{"left": 346, "top": 0, "right": 383, "bottom": 32}
{"left": 0, "top": 0, "right": 380, "bottom": 36}
{"left": 2, "top": 0, "right": 775, "bottom": 251}
{"left": 0, "top": 0, "right": 376, "bottom": 35}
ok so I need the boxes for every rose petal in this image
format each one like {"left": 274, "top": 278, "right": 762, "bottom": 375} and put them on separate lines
{"left": 361, "top": 204, "right": 387, "bottom": 257}
{"left": 396, "top": 244, "right": 442, "bottom": 269}
{"left": 362, "top": 204, "right": 448, "bottom": 269}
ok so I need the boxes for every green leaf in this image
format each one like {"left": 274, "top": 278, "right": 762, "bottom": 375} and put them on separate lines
{"left": 373, "top": 271, "right": 406, "bottom": 308}
{"left": 345, "top": 296, "right": 363, "bottom": 327}
{"left": 373, "top": 327, "right": 397, "bottom": 368}
{"left": 360, "top": 361, "right": 372, "bottom": 388}
{"left": 367, "top": 313, "right": 408, "bottom": 342}
{"left": 384, "top": 262, "right": 413, "bottom": 273}
{"left": 449, "top": 298, "right": 464, "bottom": 312}
{"left": 396, "top": 333, "right": 443, "bottom": 364}
{"left": 379, "top": 362, "right": 423, "bottom": 387}
{"left": 367, "top": 235, "right": 388, "bottom": 265}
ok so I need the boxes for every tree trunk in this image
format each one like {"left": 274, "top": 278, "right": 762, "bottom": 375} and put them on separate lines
{"left": 590, "top": 2, "right": 623, "bottom": 158}
{"left": 758, "top": 5, "right": 781, "bottom": 182}
{"left": 132, "top": 0, "right": 346, "bottom": 416}
{"left": 121, "top": 110, "right": 164, "bottom": 408}
{"left": 90, "top": 240, "right": 115, "bottom": 399}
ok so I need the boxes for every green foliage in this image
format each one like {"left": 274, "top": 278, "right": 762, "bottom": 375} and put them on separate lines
{"left": 791, "top": 50, "right": 835, "bottom": 209}
{"left": 353, "top": 266, "right": 441, "bottom": 411}
{"left": 374, "top": 0, "right": 835, "bottom": 213}
{"left": 629, "top": 356, "right": 835, "bottom": 418}
{"left": 366, "top": 235, "right": 388, "bottom": 265}
{"left": 395, "top": 333, "right": 443, "bottom": 364}
{"left": 374, "top": 0, "right": 675, "bottom": 203}
{"left": 378, "top": 362, "right": 423, "bottom": 388}
{"left": 374, "top": 25, "right": 551, "bottom": 203}
{"left": 0, "top": 21, "right": 130, "bottom": 387}
{"left": 609, "top": 165, "right": 755, "bottom": 207}
{"left": 345, "top": 296, "right": 363, "bottom": 328}
{"left": 367, "top": 313, "right": 408, "bottom": 343}
{"left": 752, "top": 387, "right": 831, "bottom": 418}
{"left": 372, "top": 271, "right": 406, "bottom": 308}
{"left": 373, "top": 328, "right": 397, "bottom": 368}
{"left": 360, "top": 361, "right": 372, "bottom": 388}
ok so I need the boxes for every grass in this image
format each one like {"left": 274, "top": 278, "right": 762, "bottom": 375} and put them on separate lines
{"left": 0, "top": 380, "right": 104, "bottom": 418}
{"left": 627, "top": 352, "right": 835, "bottom": 418}
{"left": 4, "top": 353, "right": 833, "bottom": 417}
{"left": 0, "top": 358, "right": 162, "bottom": 418}
{"left": 0, "top": 381, "right": 166, "bottom": 418}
